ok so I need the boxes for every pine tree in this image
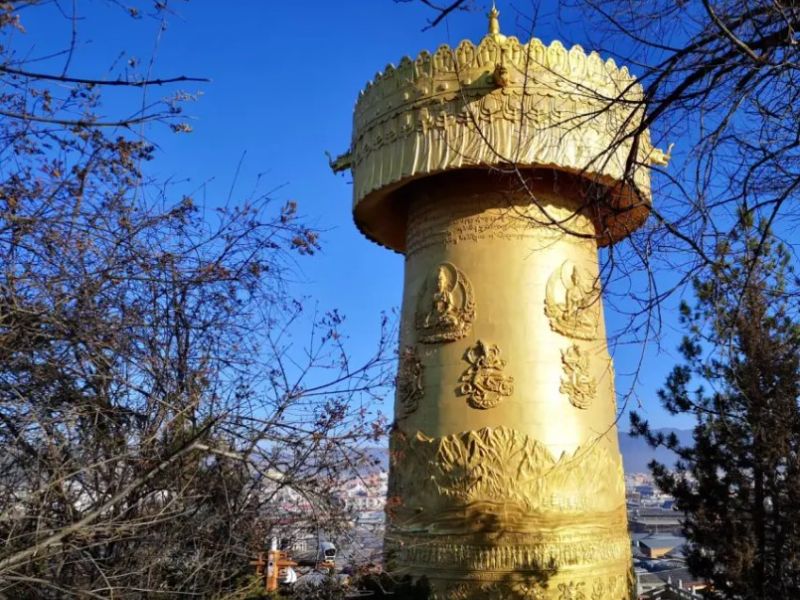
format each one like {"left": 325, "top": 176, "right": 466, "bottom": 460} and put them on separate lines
{"left": 631, "top": 216, "right": 800, "bottom": 598}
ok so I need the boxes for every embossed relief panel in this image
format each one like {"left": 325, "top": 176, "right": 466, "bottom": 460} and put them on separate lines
{"left": 415, "top": 262, "right": 475, "bottom": 343}
{"left": 395, "top": 534, "right": 630, "bottom": 576}
{"left": 396, "top": 346, "right": 424, "bottom": 417}
{"left": 457, "top": 341, "right": 514, "bottom": 409}
{"left": 560, "top": 344, "right": 597, "bottom": 410}
{"left": 545, "top": 260, "right": 601, "bottom": 340}
{"left": 388, "top": 339, "right": 631, "bottom": 596}
{"left": 389, "top": 426, "right": 625, "bottom": 534}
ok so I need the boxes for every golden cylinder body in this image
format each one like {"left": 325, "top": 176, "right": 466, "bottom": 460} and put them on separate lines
{"left": 387, "top": 172, "right": 632, "bottom": 599}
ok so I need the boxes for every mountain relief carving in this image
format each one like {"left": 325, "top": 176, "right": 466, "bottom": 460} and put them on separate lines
{"left": 389, "top": 426, "right": 625, "bottom": 534}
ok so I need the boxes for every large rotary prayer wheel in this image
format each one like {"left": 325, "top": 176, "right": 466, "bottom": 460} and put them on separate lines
{"left": 333, "top": 6, "right": 667, "bottom": 599}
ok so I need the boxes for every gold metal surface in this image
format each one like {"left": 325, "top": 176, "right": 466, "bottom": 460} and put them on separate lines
{"left": 335, "top": 8, "right": 659, "bottom": 599}
{"left": 385, "top": 173, "right": 633, "bottom": 598}
{"left": 338, "top": 7, "right": 665, "bottom": 252}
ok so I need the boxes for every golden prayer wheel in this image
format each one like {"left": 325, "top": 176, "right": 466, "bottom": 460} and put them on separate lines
{"left": 333, "top": 6, "right": 666, "bottom": 599}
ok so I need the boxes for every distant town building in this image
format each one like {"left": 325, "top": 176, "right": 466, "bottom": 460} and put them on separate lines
{"left": 638, "top": 535, "right": 686, "bottom": 559}
{"left": 338, "top": 472, "right": 387, "bottom": 513}
{"left": 630, "top": 507, "right": 683, "bottom": 535}
{"left": 637, "top": 568, "right": 707, "bottom": 598}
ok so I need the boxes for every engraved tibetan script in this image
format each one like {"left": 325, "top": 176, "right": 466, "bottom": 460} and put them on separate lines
{"left": 415, "top": 262, "right": 475, "bottom": 343}
{"left": 458, "top": 341, "right": 514, "bottom": 409}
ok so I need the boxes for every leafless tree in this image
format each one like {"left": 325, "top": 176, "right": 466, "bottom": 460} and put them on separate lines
{"left": 395, "top": 0, "right": 473, "bottom": 30}
{"left": 529, "top": 3, "right": 782, "bottom": 265}
{"left": 0, "top": 2, "right": 393, "bottom": 597}
{"left": 411, "top": 0, "right": 800, "bottom": 264}
{"left": 398, "top": 0, "right": 800, "bottom": 376}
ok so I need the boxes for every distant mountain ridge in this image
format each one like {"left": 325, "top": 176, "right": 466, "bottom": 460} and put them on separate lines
{"left": 619, "top": 427, "right": 693, "bottom": 474}
{"left": 361, "top": 427, "right": 693, "bottom": 475}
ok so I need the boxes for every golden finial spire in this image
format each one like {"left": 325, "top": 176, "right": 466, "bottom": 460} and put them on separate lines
{"left": 488, "top": 2, "right": 500, "bottom": 34}
{"left": 487, "top": 2, "right": 506, "bottom": 42}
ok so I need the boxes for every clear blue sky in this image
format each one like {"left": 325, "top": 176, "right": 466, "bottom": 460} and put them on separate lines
{"left": 10, "top": 0, "right": 694, "bottom": 430}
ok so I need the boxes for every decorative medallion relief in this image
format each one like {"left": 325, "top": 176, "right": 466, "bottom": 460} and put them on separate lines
{"left": 457, "top": 341, "right": 514, "bottom": 409}
{"left": 415, "top": 262, "right": 475, "bottom": 343}
{"left": 560, "top": 344, "right": 597, "bottom": 410}
{"left": 396, "top": 345, "right": 424, "bottom": 417}
{"left": 545, "top": 260, "right": 600, "bottom": 340}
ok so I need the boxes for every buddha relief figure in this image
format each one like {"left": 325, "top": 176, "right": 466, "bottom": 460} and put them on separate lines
{"left": 415, "top": 262, "right": 475, "bottom": 343}
{"left": 428, "top": 267, "right": 458, "bottom": 329}
{"left": 545, "top": 260, "right": 600, "bottom": 340}
{"left": 560, "top": 344, "right": 597, "bottom": 409}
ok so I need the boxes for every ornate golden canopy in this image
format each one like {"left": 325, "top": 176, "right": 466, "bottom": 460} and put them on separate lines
{"left": 334, "top": 8, "right": 668, "bottom": 251}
